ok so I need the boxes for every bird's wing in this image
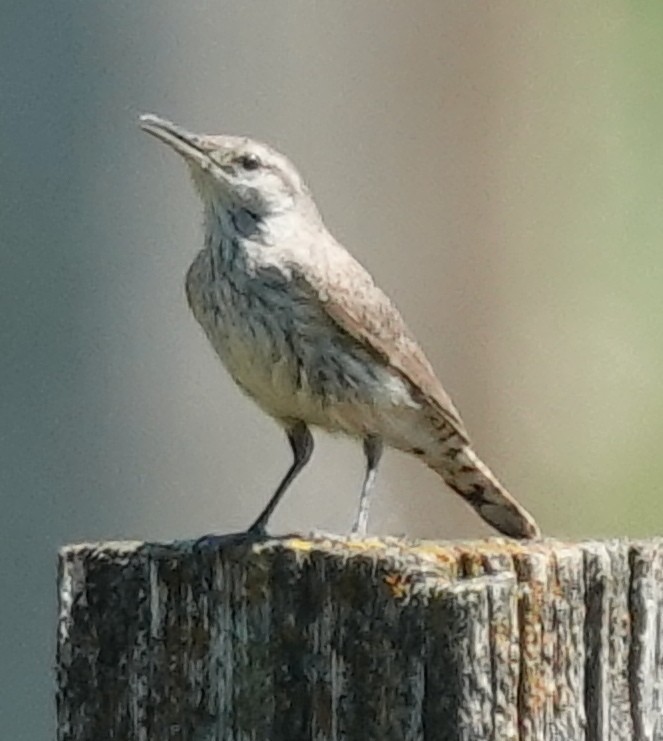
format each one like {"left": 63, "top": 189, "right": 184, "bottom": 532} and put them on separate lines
{"left": 290, "top": 245, "right": 469, "bottom": 441}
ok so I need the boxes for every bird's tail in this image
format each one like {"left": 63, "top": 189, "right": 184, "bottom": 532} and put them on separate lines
{"left": 428, "top": 445, "right": 541, "bottom": 539}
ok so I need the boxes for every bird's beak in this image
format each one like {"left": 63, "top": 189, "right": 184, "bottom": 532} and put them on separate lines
{"left": 139, "top": 114, "right": 216, "bottom": 174}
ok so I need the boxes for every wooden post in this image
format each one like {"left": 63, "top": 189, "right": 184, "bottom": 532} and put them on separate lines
{"left": 56, "top": 536, "right": 663, "bottom": 740}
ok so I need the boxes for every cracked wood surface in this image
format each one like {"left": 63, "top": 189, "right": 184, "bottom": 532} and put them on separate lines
{"left": 56, "top": 536, "right": 663, "bottom": 740}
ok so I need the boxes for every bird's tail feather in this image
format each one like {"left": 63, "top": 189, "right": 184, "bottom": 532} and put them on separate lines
{"left": 428, "top": 446, "right": 541, "bottom": 539}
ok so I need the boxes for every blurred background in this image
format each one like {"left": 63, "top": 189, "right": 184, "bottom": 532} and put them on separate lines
{"left": 2, "top": 1, "right": 663, "bottom": 737}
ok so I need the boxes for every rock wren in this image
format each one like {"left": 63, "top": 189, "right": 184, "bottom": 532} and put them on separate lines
{"left": 139, "top": 113, "right": 540, "bottom": 539}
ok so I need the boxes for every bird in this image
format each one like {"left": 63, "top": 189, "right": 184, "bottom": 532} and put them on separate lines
{"left": 139, "top": 113, "right": 541, "bottom": 540}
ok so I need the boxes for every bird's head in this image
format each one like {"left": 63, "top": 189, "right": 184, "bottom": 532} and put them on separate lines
{"left": 139, "top": 114, "right": 318, "bottom": 230}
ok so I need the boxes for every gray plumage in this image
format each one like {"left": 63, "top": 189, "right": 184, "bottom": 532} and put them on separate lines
{"left": 139, "top": 113, "right": 540, "bottom": 539}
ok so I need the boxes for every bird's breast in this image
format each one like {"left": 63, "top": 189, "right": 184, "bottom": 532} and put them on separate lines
{"left": 184, "top": 245, "right": 419, "bottom": 431}
{"left": 185, "top": 246, "right": 323, "bottom": 421}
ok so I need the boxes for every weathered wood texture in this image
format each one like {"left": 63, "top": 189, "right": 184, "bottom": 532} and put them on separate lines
{"left": 57, "top": 536, "right": 663, "bottom": 740}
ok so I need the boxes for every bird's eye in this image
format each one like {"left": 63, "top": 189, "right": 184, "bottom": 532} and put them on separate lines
{"left": 237, "top": 153, "right": 261, "bottom": 171}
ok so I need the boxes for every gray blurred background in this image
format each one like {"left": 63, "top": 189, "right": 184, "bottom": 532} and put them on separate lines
{"left": 3, "top": 1, "right": 663, "bottom": 737}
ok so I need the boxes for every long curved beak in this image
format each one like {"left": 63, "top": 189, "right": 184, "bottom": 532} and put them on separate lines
{"left": 139, "top": 114, "right": 215, "bottom": 173}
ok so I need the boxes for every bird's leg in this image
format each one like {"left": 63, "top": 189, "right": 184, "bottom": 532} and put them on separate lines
{"left": 248, "top": 421, "right": 313, "bottom": 535}
{"left": 351, "top": 436, "right": 384, "bottom": 536}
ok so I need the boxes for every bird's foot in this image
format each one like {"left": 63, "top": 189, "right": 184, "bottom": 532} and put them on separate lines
{"left": 194, "top": 529, "right": 265, "bottom": 549}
